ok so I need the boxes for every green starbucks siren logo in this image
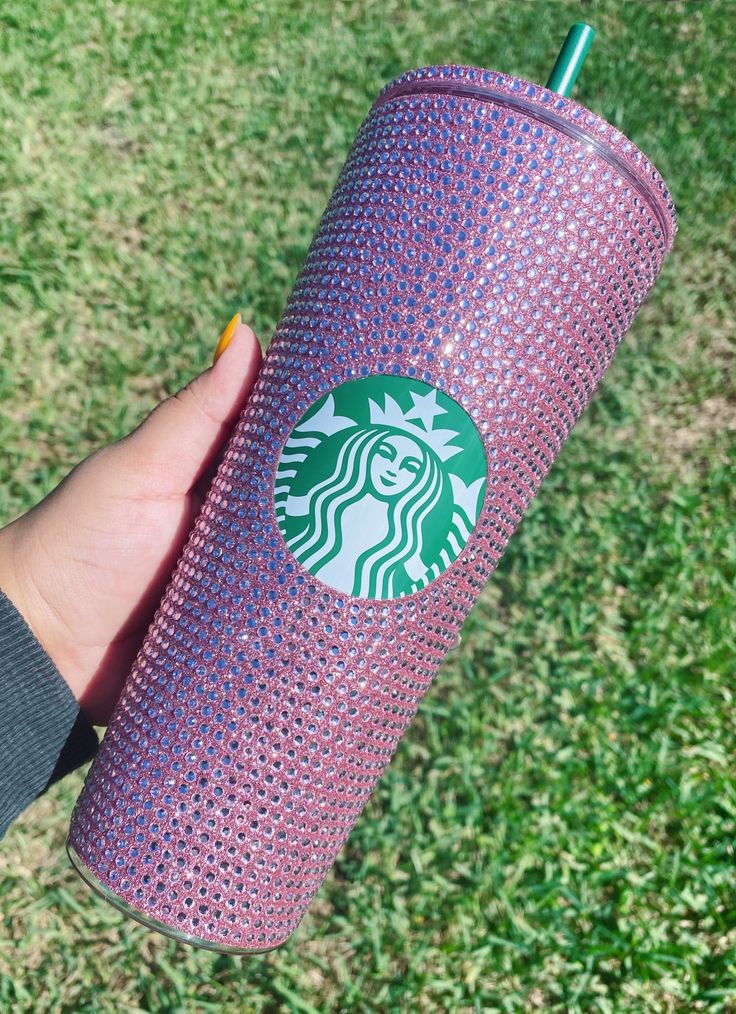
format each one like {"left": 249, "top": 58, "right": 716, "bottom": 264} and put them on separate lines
{"left": 274, "top": 376, "right": 487, "bottom": 600}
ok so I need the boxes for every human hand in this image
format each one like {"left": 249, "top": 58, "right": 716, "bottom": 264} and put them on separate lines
{"left": 0, "top": 316, "right": 261, "bottom": 724}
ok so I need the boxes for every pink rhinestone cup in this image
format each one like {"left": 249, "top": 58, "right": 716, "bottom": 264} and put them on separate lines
{"left": 68, "top": 66, "right": 676, "bottom": 953}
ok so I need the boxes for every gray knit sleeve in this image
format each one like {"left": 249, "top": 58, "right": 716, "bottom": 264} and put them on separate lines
{"left": 0, "top": 588, "right": 98, "bottom": 838}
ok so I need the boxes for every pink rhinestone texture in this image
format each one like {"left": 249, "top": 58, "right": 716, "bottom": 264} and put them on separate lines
{"left": 68, "top": 66, "right": 676, "bottom": 952}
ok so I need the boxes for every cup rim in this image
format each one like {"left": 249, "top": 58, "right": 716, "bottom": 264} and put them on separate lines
{"left": 373, "top": 65, "right": 676, "bottom": 254}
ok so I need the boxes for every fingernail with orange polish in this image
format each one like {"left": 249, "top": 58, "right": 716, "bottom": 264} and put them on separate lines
{"left": 213, "top": 312, "right": 241, "bottom": 364}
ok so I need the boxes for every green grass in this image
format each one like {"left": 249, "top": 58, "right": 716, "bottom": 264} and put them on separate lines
{"left": 0, "top": 0, "right": 734, "bottom": 1010}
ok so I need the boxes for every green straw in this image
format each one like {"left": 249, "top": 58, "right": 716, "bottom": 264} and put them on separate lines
{"left": 546, "top": 23, "right": 596, "bottom": 97}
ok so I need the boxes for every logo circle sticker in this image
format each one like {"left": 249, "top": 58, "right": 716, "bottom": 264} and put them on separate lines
{"left": 274, "top": 376, "right": 486, "bottom": 600}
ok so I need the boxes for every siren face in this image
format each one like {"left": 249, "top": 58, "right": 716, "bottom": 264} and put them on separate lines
{"left": 274, "top": 375, "right": 487, "bottom": 600}
{"left": 370, "top": 435, "right": 423, "bottom": 497}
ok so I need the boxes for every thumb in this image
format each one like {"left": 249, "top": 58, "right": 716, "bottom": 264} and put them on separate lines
{"left": 118, "top": 316, "right": 262, "bottom": 497}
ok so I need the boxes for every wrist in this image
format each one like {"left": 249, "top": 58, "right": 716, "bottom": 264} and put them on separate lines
{"left": 0, "top": 520, "right": 29, "bottom": 632}
{"left": 0, "top": 516, "right": 83, "bottom": 707}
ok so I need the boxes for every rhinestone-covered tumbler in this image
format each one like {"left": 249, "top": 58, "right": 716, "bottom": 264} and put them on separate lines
{"left": 68, "top": 66, "right": 676, "bottom": 952}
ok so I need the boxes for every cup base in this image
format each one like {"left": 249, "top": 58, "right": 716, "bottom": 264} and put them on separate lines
{"left": 66, "top": 841, "right": 281, "bottom": 955}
